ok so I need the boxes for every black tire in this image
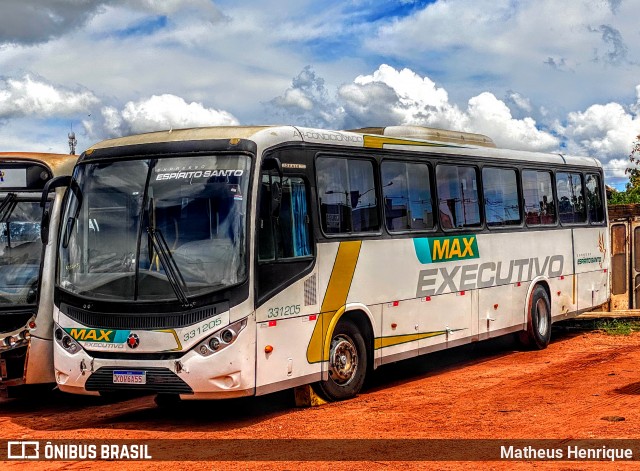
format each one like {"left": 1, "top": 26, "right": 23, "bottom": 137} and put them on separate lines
{"left": 519, "top": 284, "right": 552, "bottom": 350}
{"left": 316, "top": 320, "right": 367, "bottom": 401}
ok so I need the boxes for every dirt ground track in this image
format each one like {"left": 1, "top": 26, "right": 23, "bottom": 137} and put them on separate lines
{"left": 2, "top": 327, "right": 640, "bottom": 470}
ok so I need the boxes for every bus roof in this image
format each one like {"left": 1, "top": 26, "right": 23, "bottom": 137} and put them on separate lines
{"left": 87, "top": 126, "right": 275, "bottom": 150}
{"left": 84, "top": 125, "right": 601, "bottom": 169}
{"left": 348, "top": 126, "right": 496, "bottom": 148}
{"left": 0, "top": 152, "right": 77, "bottom": 176}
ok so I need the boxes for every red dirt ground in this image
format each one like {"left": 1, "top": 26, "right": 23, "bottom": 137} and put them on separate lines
{"left": 2, "top": 327, "right": 640, "bottom": 469}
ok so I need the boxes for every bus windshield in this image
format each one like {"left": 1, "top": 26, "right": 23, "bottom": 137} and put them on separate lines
{"left": 58, "top": 154, "right": 251, "bottom": 302}
{"left": 0, "top": 200, "right": 42, "bottom": 306}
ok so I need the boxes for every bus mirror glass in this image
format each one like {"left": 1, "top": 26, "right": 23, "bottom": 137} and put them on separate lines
{"left": 41, "top": 209, "right": 51, "bottom": 245}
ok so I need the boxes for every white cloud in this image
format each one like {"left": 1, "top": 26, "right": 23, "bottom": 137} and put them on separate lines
{"left": 466, "top": 92, "right": 558, "bottom": 151}
{"left": 0, "top": 74, "right": 99, "bottom": 118}
{"left": 266, "top": 66, "right": 343, "bottom": 128}
{"left": 366, "top": 0, "right": 640, "bottom": 114}
{"left": 88, "top": 94, "right": 239, "bottom": 138}
{"left": 335, "top": 65, "right": 558, "bottom": 151}
{"left": 561, "top": 101, "right": 640, "bottom": 160}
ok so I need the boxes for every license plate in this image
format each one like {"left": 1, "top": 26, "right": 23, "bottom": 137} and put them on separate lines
{"left": 112, "top": 370, "right": 146, "bottom": 385}
{"left": 0, "top": 359, "right": 6, "bottom": 379}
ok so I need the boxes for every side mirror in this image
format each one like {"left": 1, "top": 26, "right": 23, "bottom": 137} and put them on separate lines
{"left": 40, "top": 175, "right": 71, "bottom": 245}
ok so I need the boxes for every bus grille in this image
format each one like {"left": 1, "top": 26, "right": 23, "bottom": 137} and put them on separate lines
{"left": 85, "top": 367, "right": 193, "bottom": 394}
{"left": 0, "top": 311, "right": 34, "bottom": 334}
{"left": 61, "top": 301, "right": 229, "bottom": 330}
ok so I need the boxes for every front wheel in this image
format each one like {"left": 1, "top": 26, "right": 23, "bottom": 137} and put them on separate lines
{"left": 519, "top": 284, "right": 552, "bottom": 350}
{"left": 316, "top": 320, "right": 367, "bottom": 401}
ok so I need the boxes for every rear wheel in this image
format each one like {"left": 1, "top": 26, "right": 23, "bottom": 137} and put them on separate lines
{"left": 519, "top": 285, "right": 552, "bottom": 350}
{"left": 316, "top": 320, "right": 367, "bottom": 401}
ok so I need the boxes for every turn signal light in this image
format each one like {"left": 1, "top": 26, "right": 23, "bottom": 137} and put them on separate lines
{"left": 265, "top": 345, "right": 273, "bottom": 353}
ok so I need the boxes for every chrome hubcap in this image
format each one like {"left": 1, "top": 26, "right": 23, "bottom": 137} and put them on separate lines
{"left": 329, "top": 335, "right": 358, "bottom": 385}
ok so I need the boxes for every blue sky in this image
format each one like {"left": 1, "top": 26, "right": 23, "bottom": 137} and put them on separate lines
{"left": 0, "top": 0, "right": 639, "bottom": 189}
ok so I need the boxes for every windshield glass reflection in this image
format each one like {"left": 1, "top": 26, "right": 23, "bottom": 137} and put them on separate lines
{"left": 0, "top": 201, "right": 42, "bottom": 305}
{"left": 58, "top": 155, "right": 251, "bottom": 302}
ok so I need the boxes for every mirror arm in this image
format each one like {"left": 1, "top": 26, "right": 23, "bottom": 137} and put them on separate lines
{"left": 40, "top": 175, "right": 72, "bottom": 245}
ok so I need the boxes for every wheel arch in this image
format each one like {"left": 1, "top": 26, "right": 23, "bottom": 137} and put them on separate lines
{"left": 322, "top": 303, "right": 375, "bottom": 379}
{"left": 524, "top": 276, "right": 552, "bottom": 324}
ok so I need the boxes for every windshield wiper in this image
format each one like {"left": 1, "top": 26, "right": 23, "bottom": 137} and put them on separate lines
{"left": 147, "top": 226, "right": 189, "bottom": 306}
{"left": 0, "top": 193, "right": 17, "bottom": 223}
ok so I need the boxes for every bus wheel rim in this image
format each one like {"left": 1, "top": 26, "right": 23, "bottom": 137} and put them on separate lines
{"left": 329, "top": 335, "right": 358, "bottom": 385}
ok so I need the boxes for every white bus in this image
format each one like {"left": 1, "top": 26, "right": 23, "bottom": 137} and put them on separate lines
{"left": 49, "top": 125, "right": 609, "bottom": 402}
{"left": 0, "top": 152, "right": 76, "bottom": 396}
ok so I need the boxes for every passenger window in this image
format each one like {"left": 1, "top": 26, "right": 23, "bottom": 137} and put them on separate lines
{"left": 436, "top": 164, "right": 481, "bottom": 229}
{"left": 556, "top": 172, "right": 586, "bottom": 224}
{"left": 381, "top": 161, "right": 433, "bottom": 231}
{"left": 523, "top": 170, "right": 556, "bottom": 226}
{"left": 482, "top": 167, "right": 521, "bottom": 227}
{"left": 258, "top": 174, "right": 311, "bottom": 261}
{"left": 317, "top": 157, "right": 379, "bottom": 234}
{"left": 586, "top": 174, "right": 605, "bottom": 224}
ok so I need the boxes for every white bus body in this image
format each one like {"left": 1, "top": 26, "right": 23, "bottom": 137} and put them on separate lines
{"left": 50, "top": 126, "right": 609, "bottom": 400}
{"left": 0, "top": 153, "right": 76, "bottom": 396}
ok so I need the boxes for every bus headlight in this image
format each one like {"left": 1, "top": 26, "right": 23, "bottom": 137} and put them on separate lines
{"left": 54, "top": 324, "right": 81, "bottom": 354}
{"left": 196, "top": 318, "right": 247, "bottom": 357}
{"left": 18, "top": 330, "right": 31, "bottom": 341}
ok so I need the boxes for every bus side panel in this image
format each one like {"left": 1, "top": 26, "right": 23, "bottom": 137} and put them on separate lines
{"left": 23, "top": 190, "right": 65, "bottom": 384}
{"left": 421, "top": 291, "right": 472, "bottom": 350}
{"left": 478, "top": 283, "right": 515, "bottom": 339}
{"left": 573, "top": 227, "right": 610, "bottom": 312}
{"left": 255, "top": 315, "right": 321, "bottom": 394}
{"left": 255, "top": 271, "right": 323, "bottom": 393}
{"left": 380, "top": 298, "right": 423, "bottom": 363}
{"left": 24, "top": 337, "right": 54, "bottom": 384}
{"left": 348, "top": 239, "right": 423, "bottom": 305}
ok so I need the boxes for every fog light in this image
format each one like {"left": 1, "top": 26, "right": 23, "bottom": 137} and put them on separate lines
{"left": 221, "top": 330, "right": 234, "bottom": 343}
{"left": 209, "top": 337, "right": 220, "bottom": 351}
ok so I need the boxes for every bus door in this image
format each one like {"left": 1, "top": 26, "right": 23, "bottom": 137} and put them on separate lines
{"left": 610, "top": 219, "right": 640, "bottom": 310}
{"left": 610, "top": 221, "right": 630, "bottom": 310}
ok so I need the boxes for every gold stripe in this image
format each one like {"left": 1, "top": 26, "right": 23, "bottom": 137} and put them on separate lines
{"left": 306, "top": 241, "right": 362, "bottom": 363}
{"left": 363, "top": 135, "right": 457, "bottom": 149}
{"left": 374, "top": 331, "right": 446, "bottom": 350}
{"left": 157, "top": 329, "right": 182, "bottom": 352}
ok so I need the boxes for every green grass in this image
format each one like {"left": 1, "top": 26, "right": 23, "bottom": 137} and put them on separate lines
{"left": 595, "top": 319, "right": 640, "bottom": 336}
